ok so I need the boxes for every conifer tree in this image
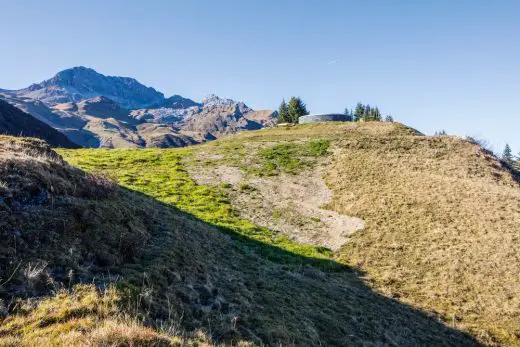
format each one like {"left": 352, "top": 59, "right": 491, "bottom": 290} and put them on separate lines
{"left": 364, "top": 105, "right": 372, "bottom": 120}
{"left": 502, "top": 143, "right": 513, "bottom": 165}
{"left": 354, "top": 103, "right": 365, "bottom": 121}
{"left": 351, "top": 102, "right": 386, "bottom": 121}
{"left": 373, "top": 107, "right": 382, "bottom": 121}
{"left": 385, "top": 115, "right": 394, "bottom": 122}
{"left": 345, "top": 108, "right": 355, "bottom": 120}
{"left": 277, "top": 99, "right": 290, "bottom": 123}
{"left": 287, "top": 97, "right": 309, "bottom": 123}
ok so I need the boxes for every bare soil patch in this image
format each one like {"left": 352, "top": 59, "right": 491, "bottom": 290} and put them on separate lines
{"left": 189, "top": 152, "right": 364, "bottom": 251}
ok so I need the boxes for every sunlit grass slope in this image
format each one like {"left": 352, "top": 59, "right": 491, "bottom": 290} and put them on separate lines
{"left": 203, "top": 122, "right": 520, "bottom": 346}
{"left": 0, "top": 131, "right": 479, "bottom": 346}
{"left": 59, "top": 147, "right": 337, "bottom": 267}
{"left": 325, "top": 132, "right": 520, "bottom": 345}
{"left": 61, "top": 121, "right": 520, "bottom": 346}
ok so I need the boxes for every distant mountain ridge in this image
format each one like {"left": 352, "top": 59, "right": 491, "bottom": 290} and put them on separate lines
{"left": 0, "top": 67, "right": 277, "bottom": 148}
{"left": 14, "top": 66, "right": 166, "bottom": 109}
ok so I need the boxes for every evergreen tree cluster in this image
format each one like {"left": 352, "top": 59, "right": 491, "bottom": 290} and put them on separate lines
{"left": 502, "top": 143, "right": 520, "bottom": 172}
{"left": 502, "top": 144, "right": 519, "bottom": 167}
{"left": 502, "top": 143, "right": 513, "bottom": 165}
{"left": 277, "top": 97, "right": 309, "bottom": 124}
{"left": 345, "top": 103, "right": 388, "bottom": 122}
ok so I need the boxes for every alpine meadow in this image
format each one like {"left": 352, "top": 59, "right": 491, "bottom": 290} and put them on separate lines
{"left": 1, "top": 1, "right": 520, "bottom": 346}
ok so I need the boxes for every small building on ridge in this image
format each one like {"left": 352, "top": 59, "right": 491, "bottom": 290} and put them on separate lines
{"left": 298, "top": 113, "right": 353, "bottom": 124}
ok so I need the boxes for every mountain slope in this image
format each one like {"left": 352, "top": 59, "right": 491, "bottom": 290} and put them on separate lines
{"left": 154, "top": 94, "right": 200, "bottom": 109}
{"left": 54, "top": 96, "right": 137, "bottom": 123}
{"left": 176, "top": 96, "right": 265, "bottom": 141}
{"left": 0, "top": 130, "right": 479, "bottom": 346}
{"left": 0, "top": 94, "right": 197, "bottom": 149}
{"left": 131, "top": 95, "right": 277, "bottom": 142}
{"left": 2, "top": 68, "right": 277, "bottom": 149}
{"left": 0, "top": 93, "right": 86, "bottom": 130}
{"left": 0, "top": 99, "right": 78, "bottom": 148}
{"left": 13, "top": 66, "right": 165, "bottom": 109}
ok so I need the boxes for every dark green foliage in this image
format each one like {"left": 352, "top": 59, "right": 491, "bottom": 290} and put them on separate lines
{"left": 351, "top": 102, "right": 384, "bottom": 122}
{"left": 277, "top": 97, "right": 308, "bottom": 124}
{"left": 354, "top": 103, "right": 365, "bottom": 121}
{"left": 364, "top": 105, "right": 382, "bottom": 121}
{"left": 502, "top": 143, "right": 513, "bottom": 165}
{"left": 385, "top": 115, "right": 394, "bottom": 122}
{"left": 435, "top": 130, "right": 448, "bottom": 136}
{"left": 287, "top": 97, "right": 309, "bottom": 123}
{"left": 277, "top": 99, "right": 290, "bottom": 123}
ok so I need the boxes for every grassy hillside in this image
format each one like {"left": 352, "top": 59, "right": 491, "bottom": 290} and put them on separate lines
{"left": 2, "top": 121, "right": 518, "bottom": 345}
{"left": 326, "top": 132, "right": 520, "bottom": 345}
{"left": 0, "top": 129, "right": 479, "bottom": 346}
{"left": 202, "top": 122, "right": 520, "bottom": 346}
{"left": 210, "top": 123, "right": 520, "bottom": 345}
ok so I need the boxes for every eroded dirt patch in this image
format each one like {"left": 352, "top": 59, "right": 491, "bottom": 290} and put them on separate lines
{"left": 188, "top": 152, "right": 364, "bottom": 251}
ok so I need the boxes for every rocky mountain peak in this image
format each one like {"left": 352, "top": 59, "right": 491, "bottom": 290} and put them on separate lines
{"left": 201, "top": 94, "right": 236, "bottom": 107}
{"left": 18, "top": 67, "right": 165, "bottom": 109}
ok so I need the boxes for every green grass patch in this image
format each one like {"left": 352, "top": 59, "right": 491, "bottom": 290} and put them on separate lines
{"left": 308, "top": 139, "right": 330, "bottom": 156}
{"left": 58, "top": 148, "right": 340, "bottom": 270}
{"left": 250, "top": 140, "right": 329, "bottom": 176}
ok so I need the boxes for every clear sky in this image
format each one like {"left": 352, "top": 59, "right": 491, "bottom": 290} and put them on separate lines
{"left": 1, "top": 0, "right": 519, "bottom": 154}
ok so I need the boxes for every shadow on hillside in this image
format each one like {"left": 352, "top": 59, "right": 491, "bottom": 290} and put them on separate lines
{"left": 114, "top": 187, "right": 482, "bottom": 347}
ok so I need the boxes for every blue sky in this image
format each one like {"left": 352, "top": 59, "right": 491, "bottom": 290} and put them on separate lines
{"left": 1, "top": 0, "right": 519, "bottom": 154}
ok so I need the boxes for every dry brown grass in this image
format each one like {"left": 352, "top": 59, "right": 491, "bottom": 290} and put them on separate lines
{"left": 57, "top": 141, "right": 479, "bottom": 346}
{"left": 191, "top": 122, "right": 520, "bottom": 345}
{"left": 3, "top": 124, "right": 514, "bottom": 346}
{"left": 0, "top": 285, "right": 220, "bottom": 347}
{"left": 322, "top": 133, "right": 520, "bottom": 345}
